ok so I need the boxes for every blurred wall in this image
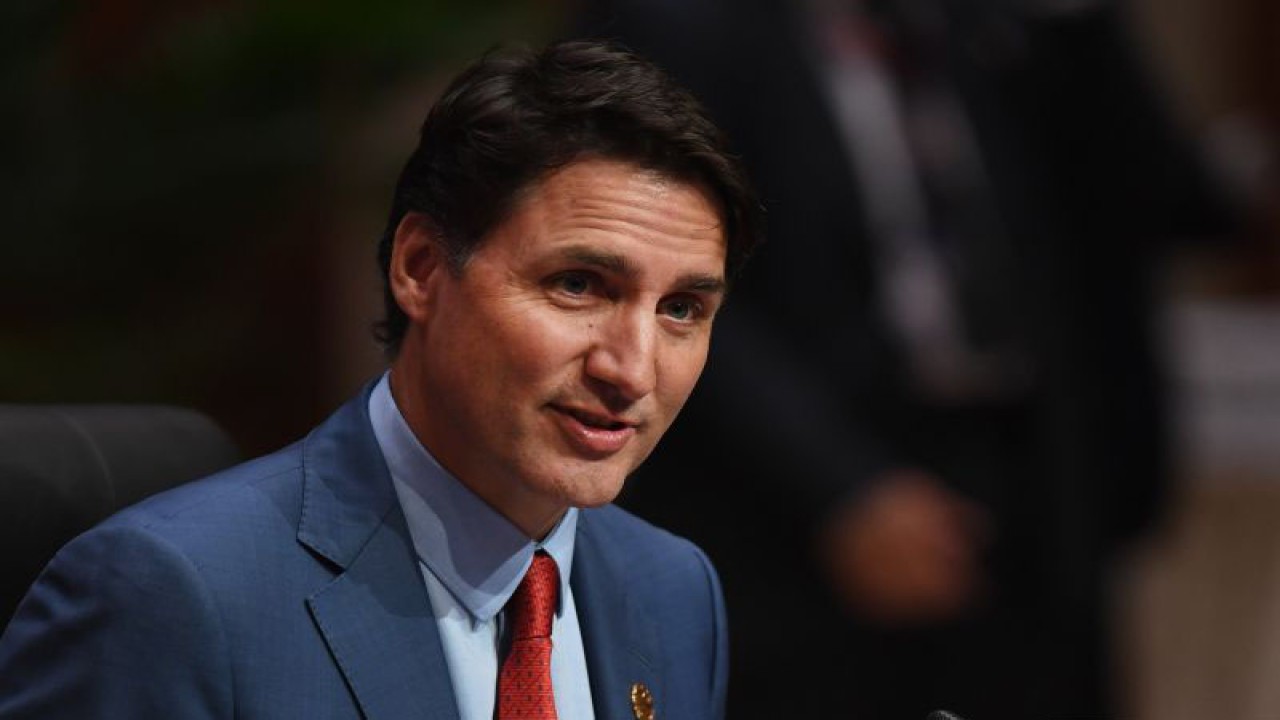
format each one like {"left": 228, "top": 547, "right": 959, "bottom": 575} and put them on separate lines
{"left": 1125, "top": 2, "right": 1280, "bottom": 719}
{"left": 1, "top": 1, "right": 562, "bottom": 455}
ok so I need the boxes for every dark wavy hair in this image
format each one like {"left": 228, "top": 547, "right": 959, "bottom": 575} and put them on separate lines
{"left": 374, "top": 39, "right": 762, "bottom": 355}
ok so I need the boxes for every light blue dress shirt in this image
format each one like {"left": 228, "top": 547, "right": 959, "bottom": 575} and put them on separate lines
{"left": 368, "top": 375, "right": 596, "bottom": 720}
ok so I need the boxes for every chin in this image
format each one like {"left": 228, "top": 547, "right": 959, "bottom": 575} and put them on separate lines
{"left": 566, "top": 479, "right": 628, "bottom": 509}
{"left": 550, "top": 465, "right": 632, "bottom": 510}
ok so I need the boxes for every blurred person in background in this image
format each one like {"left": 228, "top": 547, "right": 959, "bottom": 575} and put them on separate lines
{"left": 576, "top": 0, "right": 1236, "bottom": 717}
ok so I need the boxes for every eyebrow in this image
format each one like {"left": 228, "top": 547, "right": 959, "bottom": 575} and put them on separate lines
{"left": 562, "top": 246, "right": 726, "bottom": 295}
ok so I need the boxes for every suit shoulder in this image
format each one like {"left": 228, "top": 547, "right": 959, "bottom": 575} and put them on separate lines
{"left": 26, "top": 440, "right": 327, "bottom": 640}
{"left": 111, "top": 442, "right": 303, "bottom": 522}
{"left": 580, "top": 504, "right": 718, "bottom": 578}
{"left": 89, "top": 441, "right": 307, "bottom": 562}
{"left": 581, "top": 502, "right": 687, "bottom": 545}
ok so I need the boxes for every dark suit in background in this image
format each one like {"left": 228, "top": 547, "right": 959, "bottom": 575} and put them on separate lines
{"left": 577, "top": 0, "right": 1230, "bottom": 717}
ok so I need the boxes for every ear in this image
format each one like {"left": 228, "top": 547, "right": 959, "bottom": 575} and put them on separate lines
{"left": 389, "top": 212, "right": 448, "bottom": 323}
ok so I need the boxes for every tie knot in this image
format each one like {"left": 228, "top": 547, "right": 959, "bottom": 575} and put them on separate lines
{"left": 509, "top": 551, "right": 559, "bottom": 640}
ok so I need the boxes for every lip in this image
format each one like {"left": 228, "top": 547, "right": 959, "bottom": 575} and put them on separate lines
{"left": 549, "top": 405, "right": 638, "bottom": 457}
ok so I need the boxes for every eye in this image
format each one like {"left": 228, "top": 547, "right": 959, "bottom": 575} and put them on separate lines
{"left": 552, "top": 271, "right": 594, "bottom": 296}
{"left": 659, "top": 296, "right": 704, "bottom": 322}
{"left": 546, "top": 270, "right": 609, "bottom": 306}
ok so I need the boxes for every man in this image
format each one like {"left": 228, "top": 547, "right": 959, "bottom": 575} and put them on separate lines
{"left": 0, "top": 40, "right": 760, "bottom": 719}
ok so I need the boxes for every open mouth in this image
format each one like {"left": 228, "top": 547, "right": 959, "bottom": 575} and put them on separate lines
{"left": 550, "top": 404, "right": 638, "bottom": 456}
{"left": 563, "top": 407, "right": 631, "bottom": 431}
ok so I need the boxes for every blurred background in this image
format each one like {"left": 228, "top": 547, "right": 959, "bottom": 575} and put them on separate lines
{"left": 1, "top": 0, "right": 563, "bottom": 453}
{"left": 1, "top": 1, "right": 1277, "bottom": 718}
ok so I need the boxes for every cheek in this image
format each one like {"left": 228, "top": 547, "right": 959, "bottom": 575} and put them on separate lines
{"left": 490, "top": 311, "right": 589, "bottom": 382}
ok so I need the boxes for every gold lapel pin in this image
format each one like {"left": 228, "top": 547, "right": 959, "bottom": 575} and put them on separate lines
{"left": 630, "top": 682, "right": 654, "bottom": 720}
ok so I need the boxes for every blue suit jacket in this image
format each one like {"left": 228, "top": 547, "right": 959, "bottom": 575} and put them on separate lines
{"left": 0, "top": 387, "right": 729, "bottom": 719}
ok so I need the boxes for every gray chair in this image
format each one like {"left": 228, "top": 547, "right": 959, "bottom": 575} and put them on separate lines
{"left": 0, "top": 405, "right": 240, "bottom": 624}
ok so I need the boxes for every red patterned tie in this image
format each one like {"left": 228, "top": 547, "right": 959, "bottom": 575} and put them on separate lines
{"left": 498, "top": 551, "right": 560, "bottom": 719}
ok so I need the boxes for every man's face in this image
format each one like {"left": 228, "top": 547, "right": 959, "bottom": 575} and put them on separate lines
{"left": 390, "top": 158, "right": 727, "bottom": 538}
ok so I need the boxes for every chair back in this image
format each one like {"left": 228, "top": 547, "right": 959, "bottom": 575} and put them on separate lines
{"left": 0, "top": 405, "right": 239, "bottom": 623}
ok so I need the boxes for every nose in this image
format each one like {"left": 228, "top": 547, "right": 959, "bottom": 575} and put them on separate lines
{"left": 584, "top": 307, "right": 658, "bottom": 403}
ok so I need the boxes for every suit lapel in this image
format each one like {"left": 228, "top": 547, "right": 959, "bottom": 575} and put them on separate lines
{"left": 573, "top": 512, "right": 662, "bottom": 720}
{"left": 297, "top": 386, "right": 460, "bottom": 720}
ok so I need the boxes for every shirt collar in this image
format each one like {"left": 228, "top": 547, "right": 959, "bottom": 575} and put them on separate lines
{"left": 368, "top": 373, "right": 577, "bottom": 624}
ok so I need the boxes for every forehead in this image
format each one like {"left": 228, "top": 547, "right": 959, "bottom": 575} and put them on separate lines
{"left": 497, "top": 158, "right": 727, "bottom": 265}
